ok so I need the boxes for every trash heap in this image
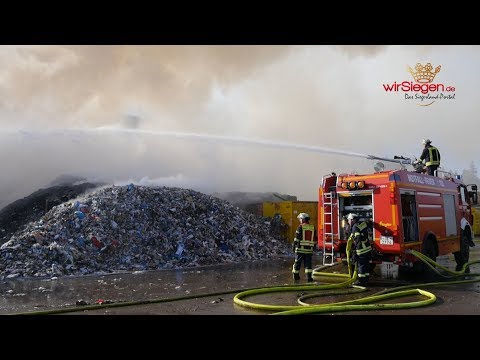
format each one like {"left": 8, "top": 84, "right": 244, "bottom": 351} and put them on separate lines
{"left": 0, "top": 185, "right": 290, "bottom": 279}
{"left": 0, "top": 182, "right": 102, "bottom": 243}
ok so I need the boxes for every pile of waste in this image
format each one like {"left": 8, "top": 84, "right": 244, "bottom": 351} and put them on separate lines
{"left": 0, "top": 185, "right": 290, "bottom": 279}
{"left": 0, "top": 182, "right": 101, "bottom": 243}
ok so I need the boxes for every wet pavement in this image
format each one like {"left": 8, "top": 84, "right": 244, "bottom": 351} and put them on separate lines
{"left": 1, "top": 238, "right": 480, "bottom": 315}
{"left": 0, "top": 256, "right": 297, "bottom": 315}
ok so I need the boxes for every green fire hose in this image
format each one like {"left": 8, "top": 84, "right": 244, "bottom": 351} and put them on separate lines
{"left": 233, "top": 249, "right": 480, "bottom": 315}
{"left": 9, "top": 247, "right": 479, "bottom": 315}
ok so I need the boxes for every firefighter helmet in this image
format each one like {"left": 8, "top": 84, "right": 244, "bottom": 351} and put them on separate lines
{"left": 422, "top": 139, "right": 432, "bottom": 145}
{"left": 346, "top": 213, "right": 358, "bottom": 221}
{"left": 297, "top": 212, "right": 310, "bottom": 221}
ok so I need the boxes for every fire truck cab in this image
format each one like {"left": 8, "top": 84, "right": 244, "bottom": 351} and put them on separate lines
{"left": 318, "top": 162, "right": 477, "bottom": 278}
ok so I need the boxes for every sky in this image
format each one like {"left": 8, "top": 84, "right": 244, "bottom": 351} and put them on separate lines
{"left": 0, "top": 45, "right": 478, "bottom": 209}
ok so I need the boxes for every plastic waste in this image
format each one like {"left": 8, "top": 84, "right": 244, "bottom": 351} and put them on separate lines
{"left": 74, "top": 211, "right": 85, "bottom": 220}
{"left": 90, "top": 236, "right": 103, "bottom": 249}
{"left": 77, "top": 236, "right": 85, "bottom": 247}
{"left": 175, "top": 243, "right": 185, "bottom": 257}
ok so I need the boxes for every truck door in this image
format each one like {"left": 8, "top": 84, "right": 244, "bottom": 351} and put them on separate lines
{"left": 400, "top": 190, "right": 419, "bottom": 242}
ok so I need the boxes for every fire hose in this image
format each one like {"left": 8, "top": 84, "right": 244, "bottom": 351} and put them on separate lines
{"left": 233, "top": 250, "right": 480, "bottom": 315}
{"left": 9, "top": 249, "right": 480, "bottom": 315}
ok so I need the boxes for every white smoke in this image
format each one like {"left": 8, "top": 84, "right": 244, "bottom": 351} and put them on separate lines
{"left": 0, "top": 45, "right": 478, "bottom": 209}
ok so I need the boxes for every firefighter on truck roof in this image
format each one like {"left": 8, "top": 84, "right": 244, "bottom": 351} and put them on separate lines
{"left": 419, "top": 138, "right": 441, "bottom": 176}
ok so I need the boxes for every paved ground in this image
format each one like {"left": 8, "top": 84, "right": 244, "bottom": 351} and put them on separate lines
{"left": 1, "top": 237, "right": 480, "bottom": 316}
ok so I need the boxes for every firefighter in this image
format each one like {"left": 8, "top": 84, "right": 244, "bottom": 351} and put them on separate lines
{"left": 292, "top": 212, "right": 316, "bottom": 282}
{"left": 419, "top": 139, "right": 441, "bottom": 176}
{"left": 346, "top": 213, "right": 372, "bottom": 286}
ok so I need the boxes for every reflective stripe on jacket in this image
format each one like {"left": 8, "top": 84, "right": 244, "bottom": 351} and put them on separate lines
{"left": 425, "top": 146, "right": 440, "bottom": 166}
{"left": 294, "top": 224, "right": 315, "bottom": 254}
{"left": 348, "top": 221, "right": 371, "bottom": 256}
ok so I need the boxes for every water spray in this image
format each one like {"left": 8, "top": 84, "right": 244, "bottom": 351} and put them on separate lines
{"left": 2, "top": 128, "right": 421, "bottom": 168}
{"left": 3, "top": 127, "right": 417, "bottom": 169}
{"left": 6, "top": 127, "right": 371, "bottom": 159}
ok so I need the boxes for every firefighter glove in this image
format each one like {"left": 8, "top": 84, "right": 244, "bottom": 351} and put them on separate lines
{"left": 293, "top": 240, "right": 300, "bottom": 252}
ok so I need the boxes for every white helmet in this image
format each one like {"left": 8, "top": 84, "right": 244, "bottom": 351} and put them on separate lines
{"left": 297, "top": 212, "right": 310, "bottom": 220}
{"left": 346, "top": 213, "right": 358, "bottom": 221}
{"left": 422, "top": 139, "right": 431, "bottom": 145}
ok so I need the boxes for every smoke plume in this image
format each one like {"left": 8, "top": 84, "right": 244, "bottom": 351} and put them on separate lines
{"left": 0, "top": 45, "right": 478, "bottom": 209}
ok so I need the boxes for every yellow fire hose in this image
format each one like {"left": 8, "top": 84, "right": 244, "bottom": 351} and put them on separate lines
{"left": 9, "top": 248, "right": 479, "bottom": 315}
{"left": 233, "top": 249, "right": 480, "bottom": 315}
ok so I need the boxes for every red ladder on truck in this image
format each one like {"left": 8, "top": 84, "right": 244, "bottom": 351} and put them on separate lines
{"left": 322, "top": 191, "right": 335, "bottom": 266}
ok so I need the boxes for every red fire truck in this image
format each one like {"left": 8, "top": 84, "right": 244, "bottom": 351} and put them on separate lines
{"left": 318, "top": 155, "right": 477, "bottom": 278}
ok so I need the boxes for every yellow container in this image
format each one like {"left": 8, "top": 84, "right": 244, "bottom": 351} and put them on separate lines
{"left": 472, "top": 206, "right": 480, "bottom": 236}
{"left": 263, "top": 201, "right": 318, "bottom": 243}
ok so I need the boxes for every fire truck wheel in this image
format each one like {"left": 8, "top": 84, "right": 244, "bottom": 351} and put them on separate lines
{"left": 423, "top": 238, "right": 437, "bottom": 261}
{"left": 454, "top": 229, "right": 471, "bottom": 273}
{"left": 422, "top": 237, "right": 437, "bottom": 277}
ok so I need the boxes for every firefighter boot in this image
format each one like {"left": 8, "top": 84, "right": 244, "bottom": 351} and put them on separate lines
{"left": 359, "top": 278, "right": 369, "bottom": 286}
{"left": 307, "top": 271, "right": 314, "bottom": 282}
{"left": 353, "top": 277, "right": 368, "bottom": 286}
{"left": 293, "top": 273, "right": 300, "bottom": 281}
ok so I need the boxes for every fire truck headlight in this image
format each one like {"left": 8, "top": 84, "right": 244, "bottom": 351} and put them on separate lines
{"left": 357, "top": 181, "right": 365, "bottom": 189}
